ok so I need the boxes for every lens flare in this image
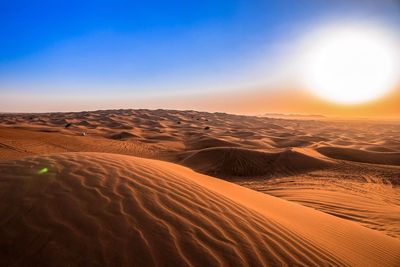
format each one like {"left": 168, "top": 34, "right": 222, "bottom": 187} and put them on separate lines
{"left": 37, "top": 167, "right": 49, "bottom": 174}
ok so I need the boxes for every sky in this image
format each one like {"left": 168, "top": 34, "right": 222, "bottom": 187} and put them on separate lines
{"left": 1, "top": 0, "right": 399, "bottom": 116}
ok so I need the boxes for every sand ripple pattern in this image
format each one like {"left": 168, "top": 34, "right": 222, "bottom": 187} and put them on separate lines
{"left": 1, "top": 153, "right": 400, "bottom": 266}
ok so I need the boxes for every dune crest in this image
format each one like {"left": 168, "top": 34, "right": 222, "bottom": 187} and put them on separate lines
{"left": 317, "top": 146, "right": 400, "bottom": 166}
{"left": 181, "top": 147, "right": 333, "bottom": 177}
{"left": 1, "top": 152, "right": 399, "bottom": 266}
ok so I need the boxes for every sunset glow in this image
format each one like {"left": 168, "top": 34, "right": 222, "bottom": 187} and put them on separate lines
{"left": 1, "top": 2, "right": 400, "bottom": 266}
{"left": 0, "top": 1, "right": 399, "bottom": 118}
{"left": 301, "top": 25, "right": 399, "bottom": 105}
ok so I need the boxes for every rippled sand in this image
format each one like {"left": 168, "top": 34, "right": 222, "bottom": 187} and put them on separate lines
{"left": 1, "top": 109, "right": 400, "bottom": 266}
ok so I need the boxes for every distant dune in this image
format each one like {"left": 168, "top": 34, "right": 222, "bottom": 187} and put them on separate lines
{"left": 1, "top": 152, "right": 399, "bottom": 266}
{"left": 1, "top": 109, "right": 400, "bottom": 265}
{"left": 262, "top": 113, "right": 327, "bottom": 120}
{"left": 316, "top": 146, "right": 400, "bottom": 166}
{"left": 181, "top": 147, "right": 333, "bottom": 178}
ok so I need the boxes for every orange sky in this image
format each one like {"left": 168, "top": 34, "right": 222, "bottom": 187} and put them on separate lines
{"left": 1, "top": 85, "right": 399, "bottom": 120}
{"left": 151, "top": 85, "right": 400, "bottom": 119}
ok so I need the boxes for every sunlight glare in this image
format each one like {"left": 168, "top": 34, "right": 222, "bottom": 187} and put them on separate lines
{"left": 301, "top": 24, "right": 399, "bottom": 104}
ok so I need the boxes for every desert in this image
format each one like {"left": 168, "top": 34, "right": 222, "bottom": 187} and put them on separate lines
{"left": 2, "top": 1, "right": 400, "bottom": 266}
{"left": 0, "top": 109, "right": 399, "bottom": 266}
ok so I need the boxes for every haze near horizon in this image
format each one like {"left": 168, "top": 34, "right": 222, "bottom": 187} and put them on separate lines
{"left": 1, "top": 0, "right": 399, "bottom": 118}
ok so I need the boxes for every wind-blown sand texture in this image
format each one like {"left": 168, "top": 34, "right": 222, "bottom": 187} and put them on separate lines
{"left": 1, "top": 153, "right": 400, "bottom": 266}
{"left": 1, "top": 109, "right": 400, "bottom": 266}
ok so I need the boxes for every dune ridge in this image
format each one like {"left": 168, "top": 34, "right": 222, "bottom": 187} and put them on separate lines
{"left": 1, "top": 109, "right": 400, "bottom": 265}
{"left": 181, "top": 147, "right": 333, "bottom": 178}
{"left": 1, "top": 152, "right": 400, "bottom": 266}
{"left": 317, "top": 146, "right": 400, "bottom": 166}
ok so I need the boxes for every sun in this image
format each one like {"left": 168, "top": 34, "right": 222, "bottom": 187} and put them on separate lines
{"left": 301, "top": 24, "right": 399, "bottom": 104}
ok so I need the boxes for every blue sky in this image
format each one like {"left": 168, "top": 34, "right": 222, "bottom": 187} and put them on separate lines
{"left": 0, "top": 0, "right": 399, "bottom": 111}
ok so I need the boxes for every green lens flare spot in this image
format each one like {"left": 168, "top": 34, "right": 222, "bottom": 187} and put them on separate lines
{"left": 37, "top": 167, "right": 49, "bottom": 174}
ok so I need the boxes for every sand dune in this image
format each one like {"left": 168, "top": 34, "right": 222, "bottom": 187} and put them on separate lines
{"left": 317, "top": 146, "right": 400, "bottom": 166}
{"left": 1, "top": 109, "right": 400, "bottom": 265}
{"left": 184, "top": 135, "right": 241, "bottom": 150}
{"left": 109, "top": 131, "right": 140, "bottom": 140}
{"left": 240, "top": 166, "right": 400, "bottom": 237}
{"left": 0, "top": 127, "right": 158, "bottom": 161}
{"left": 181, "top": 147, "right": 333, "bottom": 178}
{"left": 1, "top": 152, "right": 399, "bottom": 266}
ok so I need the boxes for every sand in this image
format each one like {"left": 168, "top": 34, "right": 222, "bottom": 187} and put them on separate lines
{"left": 1, "top": 109, "right": 400, "bottom": 266}
{"left": 1, "top": 152, "right": 399, "bottom": 266}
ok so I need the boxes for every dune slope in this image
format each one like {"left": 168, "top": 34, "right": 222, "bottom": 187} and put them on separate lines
{"left": 181, "top": 147, "right": 332, "bottom": 177}
{"left": 1, "top": 152, "right": 399, "bottom": 266}
{"left": 317, "top": 146, "right": 400, "bottom": 166}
